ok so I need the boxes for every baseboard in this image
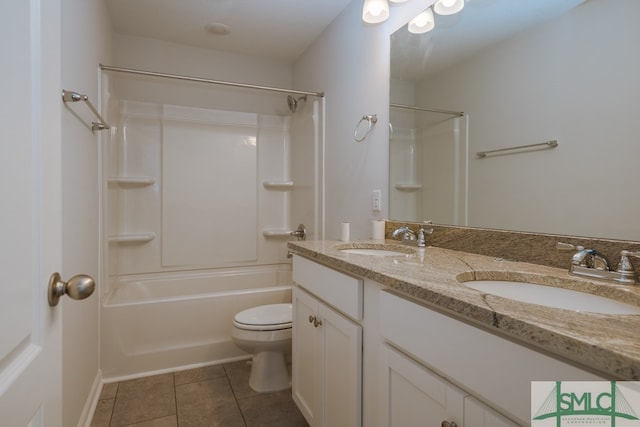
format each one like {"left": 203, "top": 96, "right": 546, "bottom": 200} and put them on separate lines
{"left": 102, "top": 355, "right": 251, "bottom": 384}
{"left": 77, "top": 370, "right": 103, "bottom": 427}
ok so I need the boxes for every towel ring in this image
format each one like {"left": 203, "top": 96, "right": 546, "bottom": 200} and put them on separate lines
{"left": 354, "top": 114, "right": 378, "bottom": 142}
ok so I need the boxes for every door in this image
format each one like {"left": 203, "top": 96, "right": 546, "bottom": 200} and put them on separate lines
{"left": 0, "top": 0, "right": 63, "bottom": 426}
{"left": 320, "top": 302, "right": 362, "bottom": 427}
{"left": 292, "top": 286, "right": 321, "bottom": 426}
{"left": 464, "top": 396, "right": 519, "bottom": 427}
{"left": 383, "top": 345, "right": 465, "bottom": 427}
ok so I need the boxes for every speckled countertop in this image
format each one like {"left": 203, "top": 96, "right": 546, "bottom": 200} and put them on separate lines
{"left": 288, "top": 239, "right": 640, "bottom": 380}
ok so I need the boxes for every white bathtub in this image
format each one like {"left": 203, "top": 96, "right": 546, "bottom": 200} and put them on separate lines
{"left": 101, "top": 265, "right": 292, "bottom": 381}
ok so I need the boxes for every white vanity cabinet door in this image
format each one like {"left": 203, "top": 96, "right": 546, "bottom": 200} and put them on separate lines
{"left": 464, "top": 396, "right": 520, "bottom": 427}
{"left": 320, "top": 301, "right": 362, "bottom": 427}
{"left": 382, "top": 345, "right": 465, "bottom": 427}
{"left": 292, "top": 285, "right": 363, "bottom": 427}
{"left": 292, "top": 286, "right": 322, "bottom": 425}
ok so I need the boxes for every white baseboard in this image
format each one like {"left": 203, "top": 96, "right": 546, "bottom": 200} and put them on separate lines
{"left": 77, "top": 370, "right": 103, "bottom": 427}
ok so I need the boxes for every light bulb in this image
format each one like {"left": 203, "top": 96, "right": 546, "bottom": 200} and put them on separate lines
{"left": 408, "top": 8, "right": 435, "bottom": 34}
{"left": 362, "top": 0, "right": 390, "bottom": 24}
{"left": 433, "top": 0, "right": 464, "bottom": 15}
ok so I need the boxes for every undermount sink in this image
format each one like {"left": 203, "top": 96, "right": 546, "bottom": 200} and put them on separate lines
{"left": 463, "top": 280, "right": 640, "bottom": 315}
{"left": 335, "top": 243, "right": 415, "bottom": 257}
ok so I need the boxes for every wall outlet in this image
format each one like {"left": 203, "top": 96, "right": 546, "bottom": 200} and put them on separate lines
{"left": 372, "top": 189, "right": 382, "bottom": 212}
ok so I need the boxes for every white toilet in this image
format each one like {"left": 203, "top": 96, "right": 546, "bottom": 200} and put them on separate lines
{"left": 231, "top": 303, "right": 293, "bottom": 392}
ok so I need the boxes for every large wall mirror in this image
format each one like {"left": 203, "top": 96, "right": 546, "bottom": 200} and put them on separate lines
{"left": 389, "top": 0, "right": 640, "bottom": 241}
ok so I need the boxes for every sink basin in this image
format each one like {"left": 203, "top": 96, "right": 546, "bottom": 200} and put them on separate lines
{"left": 335, "top": 243, "right": 415, "bottom": 256}
{"left": 463, "top": 280, "right": 640, "bottom": 315}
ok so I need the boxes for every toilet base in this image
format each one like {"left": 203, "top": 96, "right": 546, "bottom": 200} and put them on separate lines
{"left": 249, "top": 351, "right": 290, "bottom": 392}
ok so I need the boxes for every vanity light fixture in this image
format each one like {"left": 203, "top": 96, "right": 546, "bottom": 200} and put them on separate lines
{"left": 362, "top": 0, "right": 464, "bottom": 29}
{"left": 362, "top": 0, "right": 390, "bottom": 24}
{"left": 433, "top": 0, "right": 464, "bottom": 16}
{"left": 408, "top": 7, "right": 435, "bottom": 34}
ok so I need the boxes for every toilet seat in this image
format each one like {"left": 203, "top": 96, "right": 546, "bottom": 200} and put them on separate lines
{"left": 233, "top": 303, "right": 292, "bottom": 331}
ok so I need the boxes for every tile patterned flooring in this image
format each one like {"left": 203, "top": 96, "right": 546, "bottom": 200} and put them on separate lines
{"left": 90, "top": 360, "right": 309, "bottom": 427}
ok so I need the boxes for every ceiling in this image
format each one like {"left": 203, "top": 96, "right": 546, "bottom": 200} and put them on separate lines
{"left": 105, "top": 0, "right": 588, "bottom": 72}
{"left": 104, "top": 0, "right": 354, "bottom": 62}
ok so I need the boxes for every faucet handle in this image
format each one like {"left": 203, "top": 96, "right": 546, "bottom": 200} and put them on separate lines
{"left": 416, "top": 227, "right": 433, "bottom": 247}
{"left": 616, "top": 250, "right": 640, "bottom": 273}
{"left": 556, "top": 242, "right": 585, "bottom": 252}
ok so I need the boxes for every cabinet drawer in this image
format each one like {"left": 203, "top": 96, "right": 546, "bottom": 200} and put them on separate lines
{"left": 292, "top": 255, "right": 363, "bottom": 320}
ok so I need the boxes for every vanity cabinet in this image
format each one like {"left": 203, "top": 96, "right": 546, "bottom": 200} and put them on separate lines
{"left": 292, "top": 256, "right": 363, "bottom": 427}
{"left": 291, "top": 253, "right": 604, "bottom": 427}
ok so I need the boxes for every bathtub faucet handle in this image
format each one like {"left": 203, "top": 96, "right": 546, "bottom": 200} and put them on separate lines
{"left": 290, "top": 224, "right": 307, "bottom": 241}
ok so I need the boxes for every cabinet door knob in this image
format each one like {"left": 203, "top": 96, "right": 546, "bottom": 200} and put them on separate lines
{"left": 441, "top": 421, "right": 457, "bottom": 427}
{"left": 313, "top": 318, "right": 323, "bottom": 327}
{"left": 308, "top": 315, "right": 315, "bottom": 323}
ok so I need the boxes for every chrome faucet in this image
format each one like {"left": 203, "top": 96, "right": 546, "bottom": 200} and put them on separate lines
{"left": 392, "top": 226, "right": 432, "bottom": 247}
{"left": 570, "top": 248, "right": 609, "bottom": 271}
{"left": 391, "top": 226, "right": 416, "bottom": 241}
{"left": 557, "top": 242, "right": 639, "bottom": 285}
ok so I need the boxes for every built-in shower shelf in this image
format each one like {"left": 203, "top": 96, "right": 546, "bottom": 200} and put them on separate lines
{"left": 263, "top": 229, "right": 294, "bottom": 239}
{"left": 108, "top": 232, "right": 156, "bottom": 244}
{"left": 108, "top": 176, "right": 156, "bottom": 188}
{"left": 394, "top": 183, "right": 423, "bottom": 192}
{"left": 262, "top": 181, "right": 294, "bottom": 191}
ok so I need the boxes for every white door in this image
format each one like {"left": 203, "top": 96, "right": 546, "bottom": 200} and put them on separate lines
{"left": 0, "top": 0, "right": 63, "bottom": 426}
{"left": 383, "top": 345, "right": 465, "bottom": 427}
{"left": 292, "top": 287, "right": 321, "bottom": 426}
{"left": 320, "top": 303, "right": 362, "bottom": 427}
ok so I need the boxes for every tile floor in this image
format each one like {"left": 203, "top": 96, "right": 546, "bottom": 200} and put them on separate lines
{"left": 90, "top": 360, "right": 309, "bottom": 427}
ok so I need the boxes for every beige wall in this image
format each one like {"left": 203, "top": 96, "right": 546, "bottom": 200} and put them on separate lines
{"left": 60, "top": 0, "right": 112, "bottom": 425}
{"left": 293, "top": 0, "right": 434, "bottom": 240}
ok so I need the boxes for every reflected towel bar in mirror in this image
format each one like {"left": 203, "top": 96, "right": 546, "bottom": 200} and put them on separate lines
{"left": 476, "top": 140, "right": 558, "bottom": 158}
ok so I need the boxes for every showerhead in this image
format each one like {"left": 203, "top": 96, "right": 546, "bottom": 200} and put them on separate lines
{"left": 287, "top": 95, "right": 307, "bottom": 113}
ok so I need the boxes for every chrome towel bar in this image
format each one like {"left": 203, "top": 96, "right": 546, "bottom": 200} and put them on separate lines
{"left": 61, "top": 90, "right": 110, "bottom": 132}
{"left": 477, "top": 140, "right": 558, "bottom": 158}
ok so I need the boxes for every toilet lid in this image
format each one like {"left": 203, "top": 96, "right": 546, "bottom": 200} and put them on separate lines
{"left": 234, "top": 303, "right": 292, "bottom": 330}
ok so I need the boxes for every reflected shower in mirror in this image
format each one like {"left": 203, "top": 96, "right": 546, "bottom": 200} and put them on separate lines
{"left": 389, "top": 103, "right": 467, "bottom": 225}
{"left": 389, "top": 0, "right": 640, "bottom": 241}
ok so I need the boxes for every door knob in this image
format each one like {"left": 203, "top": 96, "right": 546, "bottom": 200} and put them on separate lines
{"left": 441, "top": 421, "right": 457, "bottom": 427}
{"left": 48, "top": 272, "right": 96, "bottom": 306}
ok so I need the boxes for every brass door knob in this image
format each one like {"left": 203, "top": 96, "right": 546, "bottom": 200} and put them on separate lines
{"left": 48, "top": 272, "right": 95, "bottom": 306}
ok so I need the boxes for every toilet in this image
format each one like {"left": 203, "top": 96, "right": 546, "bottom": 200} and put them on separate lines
{"left": 231, "top": 303, "right": 293, "bottom": 392}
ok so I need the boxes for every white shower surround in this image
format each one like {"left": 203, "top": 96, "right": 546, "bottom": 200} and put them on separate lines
{"left": 100, "top": 70, "right": 321, "bottom": 379}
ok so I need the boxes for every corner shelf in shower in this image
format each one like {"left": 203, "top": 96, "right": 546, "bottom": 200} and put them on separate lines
{"left": 108, "top": 232, "right": 156, "bottom": 244}
{"left": 394, "top": 183, "right": 423, "bottom": 192}
{"left": 262, "top": 181, "right": 294, "bottom": 191}
{"left": 108, "top": 176, "right": 156, "bottom": 188}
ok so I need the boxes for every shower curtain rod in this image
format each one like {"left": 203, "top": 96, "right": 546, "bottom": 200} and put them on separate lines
{"left": 390, "top": 103, "right": 464, "bottom": 117}
{"left": 100, "top": 64, "right": 324, "bottom": 98}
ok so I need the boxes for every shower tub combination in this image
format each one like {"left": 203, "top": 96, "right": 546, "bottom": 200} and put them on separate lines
{"left": 100, "top": 65, "right": 322, "bottom": 381}
{"left": 101, "top": 265, "right": 292, "bottom": 381}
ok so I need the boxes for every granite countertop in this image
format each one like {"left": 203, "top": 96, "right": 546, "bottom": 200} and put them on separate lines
{"left": 288, "top": 239, "right": 640, "bottom": 380}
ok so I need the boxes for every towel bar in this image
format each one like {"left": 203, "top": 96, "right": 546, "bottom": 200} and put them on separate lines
{"left": 62, "top": 89, "right": 110, "bottom": 132}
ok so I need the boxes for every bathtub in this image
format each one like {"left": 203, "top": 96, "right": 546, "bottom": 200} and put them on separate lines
{"left": 101, "top": 265, "right": 292, "bottom": 381}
